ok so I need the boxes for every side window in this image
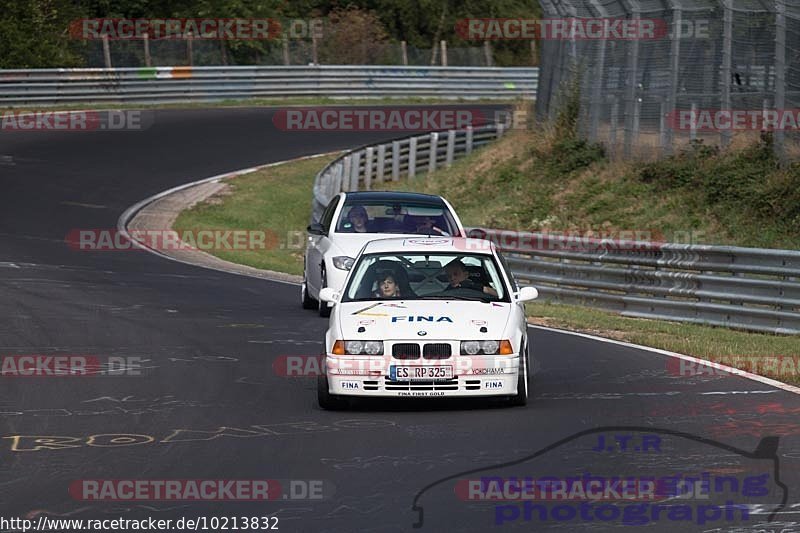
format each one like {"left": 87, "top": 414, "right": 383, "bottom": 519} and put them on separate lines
{"left": 496, "top": 252, "right": 519, "bottom": 292}
{"left": 321, "top": 196, "right": 340, "bottom": 233}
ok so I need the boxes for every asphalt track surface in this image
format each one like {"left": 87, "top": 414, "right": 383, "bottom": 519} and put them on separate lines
{"left": 1, "top": 107, "right": 799, "bottom": 533}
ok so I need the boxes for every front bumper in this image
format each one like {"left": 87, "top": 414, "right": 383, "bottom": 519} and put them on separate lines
{"left": 324, "top": 353, "right": 520, "bottom": 398}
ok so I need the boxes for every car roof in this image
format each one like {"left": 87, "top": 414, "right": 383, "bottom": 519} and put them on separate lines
{"left": 360, "top": 237, "right": 495, "bottom": 255}
{"left": 342, "top": 191, "right": 448, "bottom": 204}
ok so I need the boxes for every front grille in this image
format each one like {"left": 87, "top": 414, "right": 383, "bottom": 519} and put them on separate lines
{"left": 423, "top": 343, "right": 451, "bottom": 359}
{"left": 392, "top": 343, "right": 420, "bottom": 359}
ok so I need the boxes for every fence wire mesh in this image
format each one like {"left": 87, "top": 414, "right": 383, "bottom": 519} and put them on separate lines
{"left": 535, "top": 0, "right": 800, "bottom": 160}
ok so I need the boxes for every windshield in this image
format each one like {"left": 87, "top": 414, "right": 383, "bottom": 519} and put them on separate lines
{"left": 342, "top": 252, "right": 509, "bottom": 302}
{"left": 335, "top": 201, "right": 459, "bottom": 236}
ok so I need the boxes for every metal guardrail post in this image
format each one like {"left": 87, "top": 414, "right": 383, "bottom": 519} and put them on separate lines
{"left": 349, "top": 151, "right": 361, "bottom": 190}
{"left": 341, "top": 156, "right": 352, "bottom": 192}
{"left": 391, "top": 141, "right": 400, "bottom": 180}
{"left": 428, "top": 132, "right": 439, "bottom": 174}
{"left": 720, "top": 0, "right": 733, "bottom": 148}
{"left": 364, "top": 147, "right": 374, "bottom": 190}
{"left": 466, "top": 126, "right": 474, "bottom": 154}
{"left": 408, "top": 138, "right": 417, "bottom": 178}
{"left": 445, "top": 130, "right": 456, "bottom": 167}
{"left": 376, "top": 144, "right": 386, "bottom": 184}
{"left": 774, "top": 0, "right": 787, "bottom": 162}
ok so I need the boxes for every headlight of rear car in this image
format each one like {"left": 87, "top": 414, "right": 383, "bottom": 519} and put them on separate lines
{"left": 332, "top": 256, "right": 355, "bottom": 270}
{"left": 460, "top": 340, "right": 514, "bottom": 355}
{"left": 334, "top": 340, "right": 384, "bottom": 355}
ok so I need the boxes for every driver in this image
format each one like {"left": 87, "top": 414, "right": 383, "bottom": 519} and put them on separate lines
{"left": 413, "top": 215, "right": 449, "bottom": 236}
{"left": 444, "top": 260, "right": 498, "bottom": 296}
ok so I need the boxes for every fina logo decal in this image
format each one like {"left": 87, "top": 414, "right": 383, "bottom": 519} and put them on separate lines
{"left": 391, "top": 316, "right": 454, "bottom": 323}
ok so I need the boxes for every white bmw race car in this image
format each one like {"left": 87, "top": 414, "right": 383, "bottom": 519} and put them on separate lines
{"left": 316, "top": 237, "right": 538, "bottom": 409}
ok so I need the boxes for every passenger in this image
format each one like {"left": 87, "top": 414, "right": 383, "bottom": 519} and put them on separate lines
{"left": 374, "top": 273, "right": 401, "bottom": 298}
{"left": 346, "top": 206, "right": 370, "bottom": 233}
{"left": 444, "top": 260, "right": 497, "bottom": 296}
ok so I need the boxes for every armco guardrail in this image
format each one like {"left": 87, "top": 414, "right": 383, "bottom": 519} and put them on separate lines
{"left": 311, "top": 123, "right": 506, "bottom": 224}
{"left": 0, "top": 66, "right": 538, "bottom": 106}
{"left": 470, "top": 228, "right": 800, "bottom": 335}
{"left": 311, "top": 128, "right": 800, "bottom": 335}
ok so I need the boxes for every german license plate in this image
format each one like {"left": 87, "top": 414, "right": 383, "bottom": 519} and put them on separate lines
{"left": 390, "top": 365, "right": 453, "bottom": 381}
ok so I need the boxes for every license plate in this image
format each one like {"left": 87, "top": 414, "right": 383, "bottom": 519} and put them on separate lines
{"left": 390, "top": 365, "right": 453, "bottom": 381}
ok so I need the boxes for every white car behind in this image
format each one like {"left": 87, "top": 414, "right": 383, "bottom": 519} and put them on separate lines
{"left": 316, "top": 237, "right": 538, "bottom": 409}
{"left": 302, "top": 191, "right": 466, "bottom": 317}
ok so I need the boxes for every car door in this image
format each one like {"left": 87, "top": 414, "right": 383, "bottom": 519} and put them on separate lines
{"left": 307, "top": 195, "right": 340, "bottom": 295}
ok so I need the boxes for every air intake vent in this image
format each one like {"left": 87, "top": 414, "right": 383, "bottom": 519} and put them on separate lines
{"left": 423, "top": 343, "right": 451, "bottom": 359}
{"left": 392, "top": 343, "right": 420, "bottom": 359}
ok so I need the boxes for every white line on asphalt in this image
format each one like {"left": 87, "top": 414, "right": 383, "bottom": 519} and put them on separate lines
{"left": 116, "top": 151, "right": 344, "bottom": 285}
{"left": 528, "top": 325, "right": 800, "bottom": 396}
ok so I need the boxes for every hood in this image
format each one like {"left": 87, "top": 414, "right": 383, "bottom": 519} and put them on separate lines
{"left": 337, "top": 299, "right": 512, "bottom": 340}
{"left": 329, "top": 233, "right": 426, "bottom": 259}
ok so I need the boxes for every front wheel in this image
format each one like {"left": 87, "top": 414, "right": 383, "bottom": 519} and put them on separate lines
{"left": 301, "top": 276, "right": 316, "bottom": 310}
{"left": 509, "top": 345, "right": 529, "bottom": 407}
{"left": 317, "top": 375, "right": 347, "bottom": 410}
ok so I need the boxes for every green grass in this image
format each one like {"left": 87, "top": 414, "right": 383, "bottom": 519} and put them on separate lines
{"left": 379, "top": 129, "right": 800, "bottom": 249}
{"left": 173, "top": 154, "right": 337, "bottom": 276}
{"left": 527, "top": 301, "right": 800, "bottom": 385}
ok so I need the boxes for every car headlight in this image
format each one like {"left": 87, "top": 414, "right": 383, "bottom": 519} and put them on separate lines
{"left": 461, "top": 340, "right": 514, "bottom": 355}
{"left": 332, "top": 256, "right": 355, "bottom": 270}
{"left": 333, "top": 340, "right": 384, "bottom": 355}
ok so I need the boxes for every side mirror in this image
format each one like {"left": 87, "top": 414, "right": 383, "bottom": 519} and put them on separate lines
{"left": 319, "top": 287, "right": 340, "bottom": 304}
{"left": 307, "top": 223, "right": 325, "bottom": 236}
{"left": 515, "top": 286, "right": 538, "bottom": 303}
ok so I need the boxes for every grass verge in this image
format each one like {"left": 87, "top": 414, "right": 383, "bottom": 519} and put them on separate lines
{"left": 172, "top": 154, "right": 338, "bottom": 276}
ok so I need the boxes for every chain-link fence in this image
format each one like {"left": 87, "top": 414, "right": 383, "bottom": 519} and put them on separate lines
{"left": 535, "top": 0, "right": 800, "bottom": 160}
